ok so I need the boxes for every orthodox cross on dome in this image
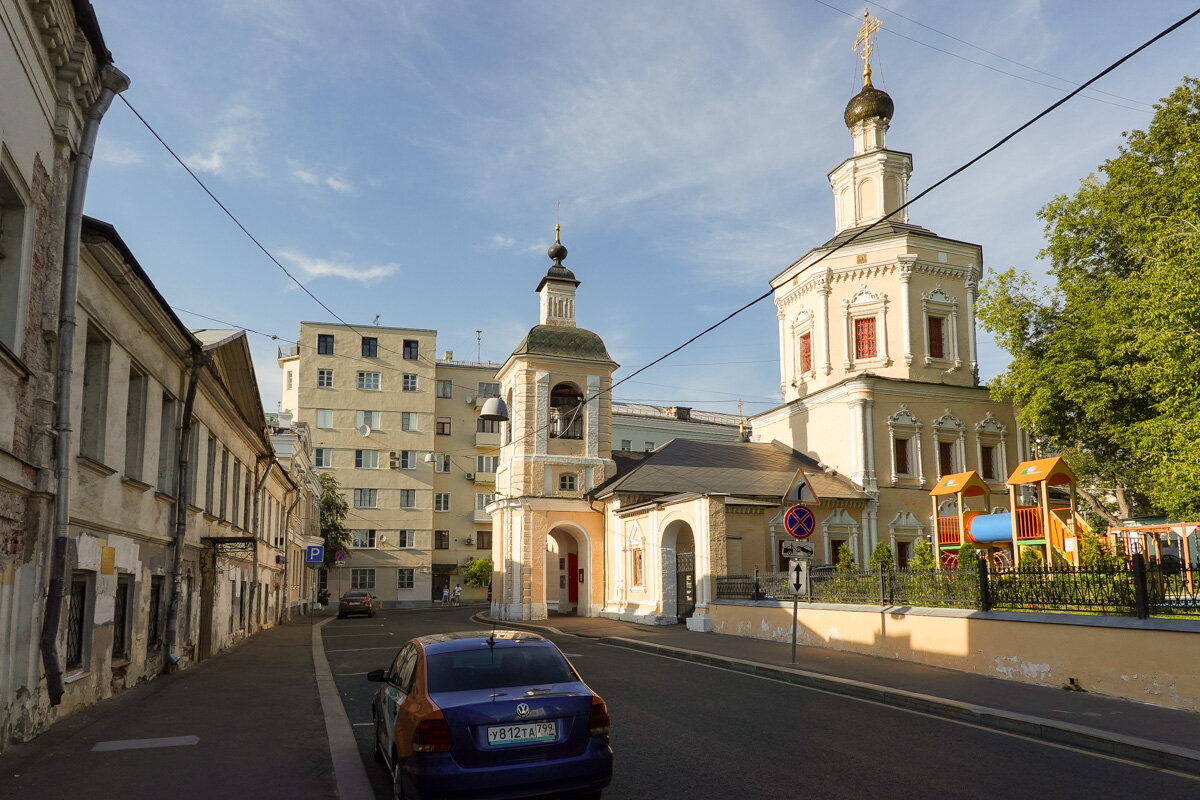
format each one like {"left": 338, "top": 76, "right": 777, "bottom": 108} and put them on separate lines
{"left": 852, "top": 9, "right": 882, "bottom": 87}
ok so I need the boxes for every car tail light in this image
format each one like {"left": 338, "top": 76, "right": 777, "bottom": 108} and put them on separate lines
{"left": 588, "top": 698, "right": 610, "bottom": 736}
{"left": 414, "top": 717, "right": 453, "bottom": 753}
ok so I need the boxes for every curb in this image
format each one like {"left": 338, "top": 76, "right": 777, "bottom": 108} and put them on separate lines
{"left": 311, "top": 617, "right": 376, "bottom": 800}
{"left": 473, "top": 614, "right": 1200, "bottom": 777}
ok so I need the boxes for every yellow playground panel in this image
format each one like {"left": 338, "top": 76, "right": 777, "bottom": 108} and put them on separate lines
{"left": 1005, "top": 457, "right": 1081, "bottom": 567}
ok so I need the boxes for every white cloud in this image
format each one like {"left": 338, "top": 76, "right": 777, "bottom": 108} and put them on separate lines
{"left": 278, "top": 250, "right": 399, "bottom": 283}
{"left": 489, "top": 233, "right": 516, "bottom": 249}
{"left": 185, "top": 104, "right": 263, "bottom": 177}
{"left": 96, "top": 140, "right": 144, "bottom": 166}
{"left": 289, "top": 161, "right": 355, "bottom": 194}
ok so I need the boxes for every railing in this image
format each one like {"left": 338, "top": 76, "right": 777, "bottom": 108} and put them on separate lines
{"left": 713, "top": 555, "right": 1199, "bottom": 619}
{"left": 936, "top": 516, "right": 961, "bottom": 547}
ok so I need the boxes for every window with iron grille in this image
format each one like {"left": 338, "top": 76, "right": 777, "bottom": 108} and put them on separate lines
{"left": 800, "top": 332, "right": 813, "bottom": 373}
{"left": 938, "top": 441, "right": 955, "bottom": 476}
{"left": 980, "top": 444, "right": 997, "bottom": 481}
{"left": 239, "top": 580, "right": 246, "bottom": 628}
{"left": 434, "top": 530, "right": 450, "bottom": 549}
{"left": 111, "top": 576, "right": 130, "bottom": 658}
{"left": 893, "top": 437, "right": 911, "bottom": 475}
{"left": 854, "top": 317, "right": 877, "bottom": 360}
{"left": 928, "top": 316, "right": 946, "bottom": 360}
{"left": 317, "top": 369, "right": 333, "bottom": 387}
{"left": 403, "top": 374, "right": 418, "bottom": 391}
{"left": 357, "top": 371, "right": 381, "bottom": 390}
{"left": 317, "top": 334, "right": 334, "bottom": 354}
{"left": 65, "top": 574, "right": 89, "bottom": 669}
{"left": 351, "top": 569, "right": 375, "bottom": 590}
{"left": 148, "top": 575, "right": 164, "bottom": 648}
{"left": 362, "top": 337, "right": 378, "bottom": 357}
{"left": 403, "top": 339, "right": 419, "bottom": 359}
{"left": 397, "top": 568, "right": 414, "bottom": 589}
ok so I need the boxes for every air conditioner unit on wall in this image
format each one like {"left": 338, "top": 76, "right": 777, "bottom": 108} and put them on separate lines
{"left": 465, "top": 396, "right": 475, "bottom": 404}
{"left": 463, "top": 538, "right": 474, "bottom": 546}
{"left": 465, "top": 472, "right": 475, "bottom": 480}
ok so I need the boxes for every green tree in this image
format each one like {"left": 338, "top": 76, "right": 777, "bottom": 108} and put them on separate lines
{"left": 462, "top": 557, "right": 493, "bottom": 589}
{"left": 978, "top": 77, "right": 1200, "bottom": 522}
{"left": 835, "top": 543, "right": 856, "bottom": 573}
{"left": 1018, "top": 546, "right": 1043, "bottom": 572}
{"left": 956, "top": 541, "right": 979, "bottom": 571}
{"left": 868, "top": 541, "right": 894, "bottom": 572}
{"left": 318, "top": 472, "right": 352, "bottom": 569}
{"left": 1079, "top": 531, "right": 1120, "bottom": 571}
{"left": 909, "top": 538, "right": 936, "bottom": 571}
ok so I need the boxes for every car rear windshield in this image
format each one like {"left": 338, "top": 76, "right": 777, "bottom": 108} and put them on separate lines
{"left": 426, "top": 646, "right": 576, "bottom": 693}
{"left": 344, "top": 592, "right": 369, "bottom": 598}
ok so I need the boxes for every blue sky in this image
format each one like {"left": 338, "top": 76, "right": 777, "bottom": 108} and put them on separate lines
{"left": 85, "top": 1, "right": 1199, "bottom": 416}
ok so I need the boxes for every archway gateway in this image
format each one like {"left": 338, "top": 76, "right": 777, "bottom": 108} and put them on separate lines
{"left": 662, "top": 520, "right": 696, "bottom": 622}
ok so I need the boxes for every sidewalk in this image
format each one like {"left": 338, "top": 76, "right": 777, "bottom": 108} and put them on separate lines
{"left": 477, "top": 612, "right": 1200, "bottom": 776}
{"left": 0, "top": 619, "right": 336, "bottom": 800}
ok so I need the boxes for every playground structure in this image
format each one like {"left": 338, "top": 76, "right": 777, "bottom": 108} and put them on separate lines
{"left": 931, "top": 457, "right": 1085, "bottom": 569}
{"left": 1108, "top": 522, "right": 1199, "bottom": 594}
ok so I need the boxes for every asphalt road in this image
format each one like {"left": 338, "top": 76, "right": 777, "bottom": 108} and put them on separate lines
{"left": 323, "top": 608, "right": 1200, "bottom": 799}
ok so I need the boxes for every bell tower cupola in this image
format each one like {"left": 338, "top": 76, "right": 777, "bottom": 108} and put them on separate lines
{"left": 537, "top": 224, "right": 580, "bottom": 327}
{"left": 829, "top": 10, "right": 912, "bottom": 234}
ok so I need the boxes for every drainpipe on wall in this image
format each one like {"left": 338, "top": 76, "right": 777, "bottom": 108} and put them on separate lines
{"left": 281, "top": 488, "right": 300, "bottom": 622}
{"left": 250, "top": 457, "right": 275, "bottom": 632}
{"left": 165, "top": 346, "right": 207, "bottom": 668}
{"left": 40, "top": 64, "right": 131, "bottom": 706}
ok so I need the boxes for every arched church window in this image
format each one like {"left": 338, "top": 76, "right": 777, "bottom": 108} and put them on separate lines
{"left": 549, "top": 383, "right": 584, "bottom": 440}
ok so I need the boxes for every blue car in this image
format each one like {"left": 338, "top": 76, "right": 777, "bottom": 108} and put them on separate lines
{"left": 369, "top": 630, "right": 612, "bottom": 800}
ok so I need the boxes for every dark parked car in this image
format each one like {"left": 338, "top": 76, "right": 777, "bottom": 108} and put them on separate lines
{"left": 338, "top": 590, "right": 376, "bottom": 618}
{"left": 369, "top": 630, "right": 612, "bottom": 799}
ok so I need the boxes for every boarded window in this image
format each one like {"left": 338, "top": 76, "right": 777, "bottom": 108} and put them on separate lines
{"left": 854, "top": 317, "right": 877, "bottom": 360}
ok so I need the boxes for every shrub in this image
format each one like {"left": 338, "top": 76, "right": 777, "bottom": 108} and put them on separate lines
{"left": 836, "top": 543, "right": 857, "bottom": 573}
{"left": 957, "top": 540, "right": 980, "bottom": 570}
{"left": 869, "top": 541, "right": 894, "bottom": 572}
{"left": 909, "top": 538, "right": 936, "bottom": 571}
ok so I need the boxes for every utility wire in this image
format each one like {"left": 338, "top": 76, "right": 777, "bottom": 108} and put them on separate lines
{"left": 811, "top": 0, "right": 1153, "bottom": 113}
{"left": 135, "top": 9, "right": 1199, "bottom": 491}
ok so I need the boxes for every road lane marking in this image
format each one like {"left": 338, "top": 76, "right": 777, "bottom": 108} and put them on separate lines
{"left": 335, "top": 671, "right": 371, "bottom": 677}
{"left": 352, "top": 723, "right": 373, "bottom": 727}
{"left": 92, "top": 736, "right": 199, "bottom": 751}
{"left": 324, "top": 646, "right": 402, "bottom": 653}
{"left": 323, "top": 632, "right": 395, "bottom": 638}
{"left": 598, "top": 642, "right": 1200, "bottom": 782}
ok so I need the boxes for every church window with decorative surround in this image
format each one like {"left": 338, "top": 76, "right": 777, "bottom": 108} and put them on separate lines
{"left": 800, "top": 332, "right": 813, "bottom": 373}
{"left": 928, "top": 316, "right": 946, "bottom": 360}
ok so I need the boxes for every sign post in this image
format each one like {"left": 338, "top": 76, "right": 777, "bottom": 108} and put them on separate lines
{"left": 789, "top": 557, "right": 810, "bottom": 664}
{"left": 305, "top": 545, "right": 324, "bottom": 568}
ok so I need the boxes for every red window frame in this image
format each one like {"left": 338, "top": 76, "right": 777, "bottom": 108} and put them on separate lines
{"left": 854, "top": 317, "right": 877, "bottom": 360}
{"left": 928, "top": 316, "right": 945, "bottom": 360}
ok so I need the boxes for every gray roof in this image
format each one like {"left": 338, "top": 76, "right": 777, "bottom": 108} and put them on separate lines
{"left": 511, "top": 324, "right": 614, "bottom": 363}
{"left": 594, "top": 438, "right": 869, "bottom": 501}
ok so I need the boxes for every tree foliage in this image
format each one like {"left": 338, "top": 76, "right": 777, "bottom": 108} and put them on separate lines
{"left": 835, "top": 543, "right": 856, "bottom": 573}
{"left": 909, "top": 538, "right": 936, "bottom": 571}
{"left": 318, "top": 472, "right": 352, "bottom": 569}
{"left": 956, "top": 541, "right": 979, "bottom": 571}
{"left": 462, "top": 557, "right": 493, "bottom": 589}
{"left": 869, "top": 541, "right": 894, "bottom": 572}
{"left": 978, "top": 77, "right": 1200, "bottom": 521}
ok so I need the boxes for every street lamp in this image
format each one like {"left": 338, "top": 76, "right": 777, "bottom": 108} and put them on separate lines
{"left": 479, "top": 396, "right": 509, "bottom": 422}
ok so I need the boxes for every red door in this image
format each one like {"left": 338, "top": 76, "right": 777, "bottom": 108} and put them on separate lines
{"left": 567, "top": 553, "right": 578, "bottom": 603}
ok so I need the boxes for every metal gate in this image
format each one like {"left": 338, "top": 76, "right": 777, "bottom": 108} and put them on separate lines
{"left": 676, "top": 551, "right": 696, "bottom": 621}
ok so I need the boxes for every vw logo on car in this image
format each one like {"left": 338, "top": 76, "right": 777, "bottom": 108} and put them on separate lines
{"left": 515, "top": 702, "right": 530, "bottom": 718}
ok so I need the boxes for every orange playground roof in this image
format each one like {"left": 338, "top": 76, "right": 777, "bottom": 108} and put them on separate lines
{"left": 1007, "top": 456, "right": 1077, "bottom": 487}
{"left": 930, "top": 471, "right": 991, "bottom": 497}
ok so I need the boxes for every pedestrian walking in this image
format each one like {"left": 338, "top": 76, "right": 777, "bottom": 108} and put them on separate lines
{"left": 452, "top": 584, "right": 462, "bottom": 606}
{"left": 441, "top": 586, "right": 449, "bottom": 606}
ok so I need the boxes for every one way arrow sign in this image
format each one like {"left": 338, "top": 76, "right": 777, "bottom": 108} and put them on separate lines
{"left": 789, "top": 558, "right": 809, "bottom": 595}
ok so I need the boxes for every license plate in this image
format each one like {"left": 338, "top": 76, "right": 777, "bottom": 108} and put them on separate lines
{"left": 486, "top": 721, "right": 556, "bottom": 747}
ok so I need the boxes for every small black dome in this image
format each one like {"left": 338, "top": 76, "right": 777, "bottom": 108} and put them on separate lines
{"left": 548, "top": 240, "right": 568, "bottom": 264}
{"left": 844, "top": 84, "right": 894, "bottom": 128}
